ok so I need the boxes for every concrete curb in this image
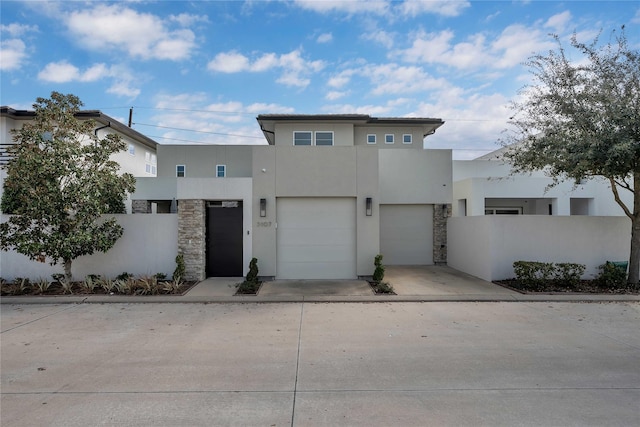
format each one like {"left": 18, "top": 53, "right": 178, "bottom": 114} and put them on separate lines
{"left": 2, "top": 293, "right": 639, "bottom": 304}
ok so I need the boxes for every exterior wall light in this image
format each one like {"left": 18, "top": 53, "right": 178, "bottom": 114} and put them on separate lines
{"left": 260, "top": 198, "right": 267, "bottom": 217}
{"left": 366, "top": 197, "right": 373, "bottom": 216}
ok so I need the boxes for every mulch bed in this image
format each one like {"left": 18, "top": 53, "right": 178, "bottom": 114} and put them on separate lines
{"left": 494, "top": 279, "right": 639, "bottom": 295}
{"left": 0, "top": 281, "right": 199, "bottom": 297}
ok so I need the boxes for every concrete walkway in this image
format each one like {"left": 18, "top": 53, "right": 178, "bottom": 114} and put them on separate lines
{"left": 2, "top": 301, "right": 639, "bottom": 426}
{"left": 2, "top": 265, "right": 639, "bottom": 304}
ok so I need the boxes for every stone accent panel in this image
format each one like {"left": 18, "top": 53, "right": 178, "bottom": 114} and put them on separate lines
{"left": 132, "top": 200, "right": 151, "bottom": 214}
{"left": 433, "top": 203, "right": 450, "bottom": 265}
{"left": 178, "top": 199, "right": 206, "bottom": 281}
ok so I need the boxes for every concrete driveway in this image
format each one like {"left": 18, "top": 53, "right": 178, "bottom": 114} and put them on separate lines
{"left": 2, "top": 301, "right": 639, "bottom": 426}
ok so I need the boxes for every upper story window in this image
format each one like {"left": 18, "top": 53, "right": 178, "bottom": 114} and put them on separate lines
{"left": 385, "top": 134, "right": 394, "bottom": 144}
{"left": 367, "top": 134, "right": 376, "bottom": 144}
{"left": 176, "top": 165, "right": 186, "bottom": 178}
{"left": 294, "top": 131, "right": 312, "bottom": 146}
{"left": 145, "top": 152, "right": 157, "bottom": 175}
{"left": 315, "top": 131, "right": 333, "bottom": 146}
{"left": 403, "top": 134, "right": 412, "bottom": 144}
{"left": 128, "top": 144, "right": 135, "bottom": 155}
{"left": 293, "top": 131, "right": 333, "bottom": 146}
{"left": 216, "top": 164, "right": 226, "bottom": 178}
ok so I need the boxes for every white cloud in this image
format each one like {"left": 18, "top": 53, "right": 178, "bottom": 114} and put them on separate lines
{"left": 37, "top": 61, "right": 82, "bottom": 82}
{"left": 169, "top": 13, "right": 209, "bottom": 27}
{"left": 325, "top": 90, "right": 349, "bottom": 101}
{"left": 361, "top": 29, "right": 395, "bottom": 49}
{"left": 397, "top": 0, "right": 471, "bottom": 17}
{"left": 545, "top": 11, "right": 572, "bottom": 33}
{"left": 0, "top": 39, "right": 27, "bottom": 71}
{"left": 208, "top": 49, "right": 325, "bottom": 89}
{"left": 293, "top": 0, "right": 390, "bottom": 15}
{"left": 0, "top": 23, "right": 38, "bottom": 37}
{"left": 633, "top": 9, "right": 640, "bottom": 24}
{"left": 66, "top": 4, "right": 196, "bottom": 61}
{"left": 317, "top": 32, "right": 333, "bottom": 43}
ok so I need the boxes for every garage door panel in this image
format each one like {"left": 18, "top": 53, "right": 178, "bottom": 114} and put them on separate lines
{"left": 277, "top": 198, "right": 356, "bottom": 279}
{"left": 380, "top": 204, "right": 433, "bottom": 265}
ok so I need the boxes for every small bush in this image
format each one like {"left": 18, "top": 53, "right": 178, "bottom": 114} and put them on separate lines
{"left": 513, "top": 261, "right": 555, "bottom": 287}
{"left": 596, "top": 262, "right": 627, "bottom": 288}
{"left": 173, "top": 254, "right": 186, "bottom": 282}
{"left": 246, "top": 257, "right": 259, "bottom": 283}
{"left": 373, "top": 281, "right": 395, "bottom": 294}
{"left": 373, "top": 254, "right": 385, "bottom": 283}
{"left": 235, "top": 280, "right": 261, "bottom": 294}
{"left": 553, "top": 263, "right": 586, "bottom": 288}
{"left": 116, "top": 272, "right": 133, "bottom": 281}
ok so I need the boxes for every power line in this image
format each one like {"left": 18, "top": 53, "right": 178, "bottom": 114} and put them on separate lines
{"left": 133, "top": 122, "right": 264, "bottom": 139}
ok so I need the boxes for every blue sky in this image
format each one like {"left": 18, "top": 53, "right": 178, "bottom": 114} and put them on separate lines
{"left": 1, "top": 1, "right": 638, "bottom": 159}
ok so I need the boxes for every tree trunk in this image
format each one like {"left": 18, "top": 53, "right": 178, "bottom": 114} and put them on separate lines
{"left": 629, "top": 172, "right": 640, "bottom": 285}
{"left": 64, "top": 259, "right": 72, "bottom": 283}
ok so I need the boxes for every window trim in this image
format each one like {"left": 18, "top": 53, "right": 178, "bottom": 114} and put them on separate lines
{"left": 315, "top": 131, "right": 334, "bottom": 146}
{"left": 128, "top": 143, "right": 136, "bottom": 155}
{"left": 484, "top": 207, "right": 522, "bottom": 215}
{"left": 385, "top": 134, "right": 394, "bottom": 144}
{"left": 367, "top": 134, "right": 376, "bottom": 145}
{"left": 216, "top": 164, "right": 226, "bottom": 178}
{"left": 176, "top": 165, "right": 186, "bottom": 178}
{"left": 293, "top": 131, "right": 313, "bottom": 146}
{"left": 402, "top": 134, "right": 412, "bottom": 144}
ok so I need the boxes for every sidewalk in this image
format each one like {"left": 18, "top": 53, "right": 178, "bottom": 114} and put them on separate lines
{"left": 2, "top": 266, "right": 638, "bottom": 304}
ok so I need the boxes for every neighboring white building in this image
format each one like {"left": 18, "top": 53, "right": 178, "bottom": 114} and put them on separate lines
{"left": 133, "top": 114, "right": 450, "bottom": 281}
{"left": 0, "top": 107, "right": 158, "bottom": 213}
{"left": 452, "top": 147, "right": 631, "bottom": 217}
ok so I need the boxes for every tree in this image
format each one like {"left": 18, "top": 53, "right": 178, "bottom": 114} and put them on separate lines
{"left": 0, "top": 92, "right": 136, "bottom": 282}
{"left": 502, "top": 28, "right": 639, "bottom": 284}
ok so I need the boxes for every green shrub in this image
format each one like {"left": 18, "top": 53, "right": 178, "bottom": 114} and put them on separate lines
{"left": 553, "top": 263, "right": 585, "bottom": 288}
{"left": 374, "top": 281, "right": 395, "bottom": 294}
{"left": 246, "top": 257, "right": 259, "bottom": 283}
{"left": 513, "top": 261, "right": 555, "bottom": 286}
{"left": 116, "top": 272, "right": 132, "bottom": 281}
{"left": 373, "top": 254, "right": 385, "bottom": 283}
{"left": 235, "top": 280, "right": 261, "bottom": 294}
{"left": 173, "top": 254, "right": 185, "bottom": 282}
{"left": 596, "top": 262, "right": 627, "bottom": 288}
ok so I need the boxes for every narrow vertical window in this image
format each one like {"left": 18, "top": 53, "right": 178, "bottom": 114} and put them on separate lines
{"left": 176, "top": 165, "right": 186, "bottom": 177}
{"left": 216, "top": 164, "right": 226, "bottom": 177}
{"left": 128, "top": 144, "right": 135, "bottom": 155}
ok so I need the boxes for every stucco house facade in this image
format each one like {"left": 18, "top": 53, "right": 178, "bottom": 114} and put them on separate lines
{"left": 452, "top": 147, "right": 631, "bottom": 217}
{"left": 133, "top": 114, "right": 451, "bottom": 281}
{"left": 0, "top": 107, "right": 158, "bottom": 213}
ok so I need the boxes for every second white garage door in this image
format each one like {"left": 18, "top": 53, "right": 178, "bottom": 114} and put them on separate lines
{"left": 380, "top": 204, "right": 433, "bottom": 265}
{"left": 277, "top": 198, "right": 356, "bottom": 279}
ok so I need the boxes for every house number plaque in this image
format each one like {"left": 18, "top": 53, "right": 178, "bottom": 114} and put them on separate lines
{"left": 256, "top": 221, "right": 272, "bottom": 227}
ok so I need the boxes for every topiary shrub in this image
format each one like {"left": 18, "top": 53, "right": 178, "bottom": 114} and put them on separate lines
{"left": 173, "top": 253, "right": 185, "bottom": 282}
{"left": 373, "top": 254, "right": 385, "bottom": 283}
{"left": 246, "top": 257, "right": 259, "bottom": 283}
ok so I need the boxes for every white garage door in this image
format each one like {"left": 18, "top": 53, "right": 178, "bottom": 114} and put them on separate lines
{"left": 380, "top": 204, "right": 433, "bottom": 265}
{"left": 277, "top": 198, "right": 356, "bottom": 279}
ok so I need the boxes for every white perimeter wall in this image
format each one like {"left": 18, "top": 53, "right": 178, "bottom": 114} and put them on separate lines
{"left": 0, "top": 214, "right": 178, "bottom": 281}
{"left": 448, "top": 216, "right": 629, "bottom": 281}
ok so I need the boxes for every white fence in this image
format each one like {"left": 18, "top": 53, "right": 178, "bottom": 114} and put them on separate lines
{"left": 448, "top": 216, "right": 630, "bottom": 282}
{"left": 0, "top": 214, "right": 178, "bottom": 281}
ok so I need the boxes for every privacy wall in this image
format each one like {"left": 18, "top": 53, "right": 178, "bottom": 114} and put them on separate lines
{"left": 0, "top": 215, "right": 178, "bottom": 281}
{"left": 448, "top": 216, "right": 629, "bottom": 281}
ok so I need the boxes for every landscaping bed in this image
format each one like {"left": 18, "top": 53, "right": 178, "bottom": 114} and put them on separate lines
{"left": 494, "top": 279, "right": 638, "bottom": 295}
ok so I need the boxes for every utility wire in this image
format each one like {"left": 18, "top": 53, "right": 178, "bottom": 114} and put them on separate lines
{"left": 133, "top": 122, "right": 264, "bottom": 139}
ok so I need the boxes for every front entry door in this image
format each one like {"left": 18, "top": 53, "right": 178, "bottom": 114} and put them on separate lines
{"left": 206, "top": 203, "right": 243, "bottom": 277}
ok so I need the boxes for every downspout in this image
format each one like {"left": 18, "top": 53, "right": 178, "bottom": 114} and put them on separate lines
{"left": 94, "top": 122, "right": 111, "bottom": 136}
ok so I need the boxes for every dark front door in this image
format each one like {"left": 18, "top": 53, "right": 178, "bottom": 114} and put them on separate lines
{"left": 206, "top": 203, "right": 243, "bottom": 277}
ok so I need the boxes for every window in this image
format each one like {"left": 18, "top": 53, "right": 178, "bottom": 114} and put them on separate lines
{"left": 367, "top": 134, "right": 376, "bottom": 144}
{"left": 294, "top": 131, "right": 312, "bottom": 146}
{"left": 485, "top": 208, "right": 522, "bottom": 215}
{"left": 403, "top": 134, "right": 412, "bottom": 144}
{"left": 128, "top": 144, "right": 135, "bottom": 155}
{"left": 176, "top": 165, "right": 186, "bottom": 178}
{"left": 385, "top": 134, "right": 394, "bottom": 144}
{"left": 145, "top": 152, "right": 157, "bottom": 175}
{"left": 216, "top": 164, "right": 226, "bottom": 177}
{"left": 315, "top": 131, "right": 333, "bottom": 146}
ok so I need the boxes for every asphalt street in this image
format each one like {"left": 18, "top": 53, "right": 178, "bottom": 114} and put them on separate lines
{"left": 1, "top": 301, "right": 639, "bottom": 426}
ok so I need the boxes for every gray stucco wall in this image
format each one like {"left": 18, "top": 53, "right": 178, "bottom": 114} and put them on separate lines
{"left": 157, "top": 145, "right": 254, "bottom": 178}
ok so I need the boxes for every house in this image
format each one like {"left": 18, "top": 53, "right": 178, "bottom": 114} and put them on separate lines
{"left": 0, "top": 107, "right": 158, "bottom": 213}
{"left": 452, "top": 147, "right": 631, "bottom": 217}
{"left": 132, "top": 114, "right": 450, "bottom": 281}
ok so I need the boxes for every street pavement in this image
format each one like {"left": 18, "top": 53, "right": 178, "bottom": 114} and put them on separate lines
{"left": 1, "top": 301, "right": 639, "bottom": 426}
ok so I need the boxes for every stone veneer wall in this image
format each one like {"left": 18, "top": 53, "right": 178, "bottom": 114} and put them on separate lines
{"left": 178, "top": 199, "right": 206, "bottom": 281}
{"left": 132, "top": 200, "right": 151, "bottom": 214}
{"left": 433, "top": 203, "right": 451, "bottom": 264}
